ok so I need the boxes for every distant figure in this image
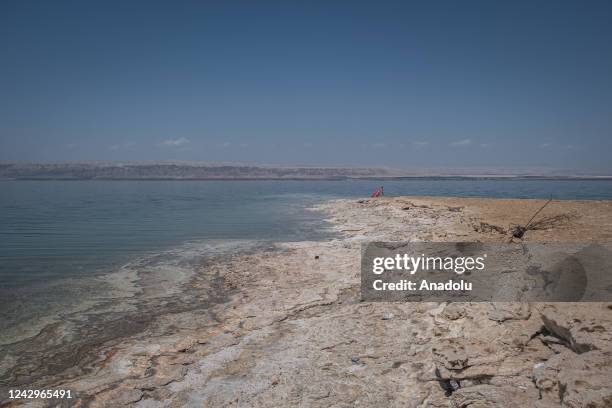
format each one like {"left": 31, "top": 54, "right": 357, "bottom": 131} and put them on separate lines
{"left": 371, "top": 186, "right": 384, "bottom": 197}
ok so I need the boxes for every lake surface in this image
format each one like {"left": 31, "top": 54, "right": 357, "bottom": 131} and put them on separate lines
{"left": 2, "top": 178, "right": 612, "bottom": 291}
{"left": 0, "top": 178, "right": 612, "bottom": 347}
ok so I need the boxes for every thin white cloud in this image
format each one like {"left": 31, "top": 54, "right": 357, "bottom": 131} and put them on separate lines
{"left": 450, "top": 138, "right": 472, "bottom": 146}
{"left": 160, "top": 137, "right": 189, "bottom": 147}
{"left": 372, "top": 142, "right": 386, "bottom": 148}
{"left": 413, "top": 141, "right": 428, "bottom": 147}
{"left": 540, "top": 142, "right": 553, "bottom": 148}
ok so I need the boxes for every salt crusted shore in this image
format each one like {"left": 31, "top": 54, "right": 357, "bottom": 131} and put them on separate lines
{"left": 2, "top": 196, "right": 612, "bottom": 407}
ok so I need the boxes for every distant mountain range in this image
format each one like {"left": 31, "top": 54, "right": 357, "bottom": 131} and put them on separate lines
{"left": 0, "top": 163, "right": 610, "bottom": 180}
{"left": 0, "top": 163, "right": 399, "bottom": 180}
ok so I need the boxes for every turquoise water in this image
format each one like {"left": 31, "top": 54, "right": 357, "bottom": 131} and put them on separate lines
{"left": 2, "top": 178, "right": 612, "bottom": 291}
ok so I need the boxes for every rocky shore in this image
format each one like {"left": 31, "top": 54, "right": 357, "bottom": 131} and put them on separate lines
{"left": 2, "top": 196, "right": 612, "bottom": 407}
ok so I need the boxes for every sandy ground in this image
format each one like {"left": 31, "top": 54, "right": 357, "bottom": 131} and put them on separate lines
{"left": 2, "top": 196, "right": 612, "bottom": 407}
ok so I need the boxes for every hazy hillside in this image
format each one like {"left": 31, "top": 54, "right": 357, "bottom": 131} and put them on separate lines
{"left": 0, "top": 163, "right": 397, "bottom": 180}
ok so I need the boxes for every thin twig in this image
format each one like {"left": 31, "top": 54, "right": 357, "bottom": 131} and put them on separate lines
{"left": 525, "top": 195, "right": 553, "bottom": 229}
{"left": 509, "top": 195, "right": 554, "bottom": 241}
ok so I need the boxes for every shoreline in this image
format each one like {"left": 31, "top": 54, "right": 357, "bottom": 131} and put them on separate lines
{"left": 1, "top": 196, "right": 612, "bottom": 407}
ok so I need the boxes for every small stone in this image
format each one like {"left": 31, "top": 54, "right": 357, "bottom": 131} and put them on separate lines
{"left": 382, "top": 312, "right": 394, "bottom": 320}
{"left": 314, "top": 255, "right": 319, "bottom": 259}
{"left": 350, "top": 356, "right": 360, "bottom": 364}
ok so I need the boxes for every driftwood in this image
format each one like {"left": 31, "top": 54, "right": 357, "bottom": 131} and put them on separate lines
{"left": 509, "top": 197, "right": 571, "bottom": 240}
{"left": 511, "top": 197, "right": 552, "bottom": 239}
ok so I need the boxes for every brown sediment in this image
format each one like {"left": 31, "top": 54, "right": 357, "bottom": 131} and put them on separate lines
{"left": 2, "top": 196, "right": 612, "bottom": 407}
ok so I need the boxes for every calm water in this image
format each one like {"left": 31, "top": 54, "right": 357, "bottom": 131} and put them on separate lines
{"left": 1, "top": 178, "right": 612, "bottom": 345}
{"left": 2, "top": 178, "right": 612, "bottom": 291}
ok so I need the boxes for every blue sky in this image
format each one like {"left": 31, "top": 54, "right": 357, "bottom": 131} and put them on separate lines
{"left": 1, "top": 1, "right": 611, "bottom": 173}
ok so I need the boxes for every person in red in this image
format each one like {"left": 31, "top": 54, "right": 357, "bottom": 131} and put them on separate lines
{"left": 371, "top": 186, "right": 384, "bottom": 197}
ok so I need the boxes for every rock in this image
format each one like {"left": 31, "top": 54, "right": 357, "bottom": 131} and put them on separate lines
{"left": 533, "top": 350, "right": 612, "bottom": 407}
{"left": 381, "top": 312, "right": 394, "bottom": 320}
{"left": 90, "top": 387, "right": 144, "bottom": 407}
{"left": 161, "top": 336, "right": 198, "bottom": 353}
{"left": 538, "top": 304, "right": 612, "bottom": 353}
{"left": 487, "top": 303, "right": 531, "bottom": 322}
{"left": 441, "top": 303, "right": 467, "bottom": 320}
{"left": 433, "top": 338, "right": 505, "bottom": 378}
{"left": 449, "top": 384, "right": 539, "bottom": 408}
